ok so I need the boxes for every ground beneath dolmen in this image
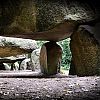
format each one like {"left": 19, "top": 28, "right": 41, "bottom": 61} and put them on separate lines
{"left": 0, "top": 71, "right": 100, "bottom": 100}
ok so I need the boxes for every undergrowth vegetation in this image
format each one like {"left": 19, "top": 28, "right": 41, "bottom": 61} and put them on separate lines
{"left": 37, "top": 38, "right": 72, "bottom": 70}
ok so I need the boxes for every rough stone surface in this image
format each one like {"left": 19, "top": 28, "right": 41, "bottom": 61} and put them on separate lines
{"left": 0, "top": 36, "right": 37, "bottom": 57}
{"left": 70, "top": 26, "right": 100, "bottom": 76}
{"left": 40, "top": 42, "right": 62, "bottom": 75}
{"left": 0, "top": 56, "right": 26, "bottom": 70}
{"left": 0, "top": 0, "right": 99, "bottom": 41}
{"left": 20, "top": 58, "right": 34, "bottom": 71}
{"left": 31, "top": 49, "right": 41, "bottom": 72}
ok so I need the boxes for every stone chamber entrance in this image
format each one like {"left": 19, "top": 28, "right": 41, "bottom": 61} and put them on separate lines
{"left": 0, "top": 0, "right": 100, "bottom": 99}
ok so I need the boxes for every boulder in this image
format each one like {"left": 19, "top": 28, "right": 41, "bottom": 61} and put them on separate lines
{"left": 3, "top": 63, "right": 10, "bottom": 70}
{"left": 20, "top": 58, "right": 33, "bottom": 70}
{"left": 69, "top": 26, "right": 100, "bottom": 76}
{"left": 31, "top": 49, "right": 41, "bottom": 72}
{"left": 0, "top": 62, "right": 10, "bottom": 70}
{"left": 40, "top": 42, "right": 62, "bottom": 75}
{"left": 0, "top": 0, "right": 100, "bottom": 75}
{"left": 0, "top": 56, "right": 26, "bottom": 70}
{"left": 0, "top": 0, "right": 99, "bottom": 41}
{"left": 0, "top": 36, "right": 37, "bottom": 57}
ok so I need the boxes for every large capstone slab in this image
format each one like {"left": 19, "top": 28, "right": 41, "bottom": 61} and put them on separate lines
{"left": 0, "top": 36, "right": 37, "bottom": 57}
{"left": 0, "top": 0, "right": 99, "bottom": 41}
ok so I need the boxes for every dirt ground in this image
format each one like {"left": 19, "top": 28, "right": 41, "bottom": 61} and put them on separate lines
{"left": 0, "top": 71, "right": 100, "bottom": 100}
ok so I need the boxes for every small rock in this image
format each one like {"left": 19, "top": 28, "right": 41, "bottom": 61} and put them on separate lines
{"left": 46, "top": 94, "right": 51, "bottom": 98}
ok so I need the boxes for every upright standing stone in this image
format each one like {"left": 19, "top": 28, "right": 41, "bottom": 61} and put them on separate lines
{"left": 69, "top": 26, "right": 100, "bottom": 76}
{"left": 31, "top": 49, "right": 41, "bottom": 72}
{"left": 40, "top": 42, "right": 62, "bottom": 75}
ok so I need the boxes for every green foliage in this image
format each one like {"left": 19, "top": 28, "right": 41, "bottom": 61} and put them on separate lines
{"left": 58, "top": 38, "right": 72, "bottom": 70}
{"left": 36, "top": 38, "right": 72, "bottom": 70}
{"left": 36, "top": 41, "right": 47, "bottom": 48}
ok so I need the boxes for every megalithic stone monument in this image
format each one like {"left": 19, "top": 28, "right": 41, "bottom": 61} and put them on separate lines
{"left": 0, "top": 0, "right": 100, "bottom": 75}
{"left": 69, "top": 26, "right": 100, "bottom": 76}
{"left": 40, "top": 41, "right": 62, "bottom": 75}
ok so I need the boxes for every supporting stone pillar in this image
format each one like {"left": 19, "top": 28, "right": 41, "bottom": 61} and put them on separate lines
{"left": 28, "top": 53, "right": 35, "bottom": 71}
{"left": 11, "top": 63, "right": 14, "bottom": 70}
{"left": 69, "top": 26, "right": 100, "bottom": 76}
{"left": 40, "top": 41, "right": 62, "bottom": 75}
{"left": 11, "top": 62, "right": 18, "bottom": 70}
{"left": 18, "top": 61, "right": 22, "bottom": 70}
